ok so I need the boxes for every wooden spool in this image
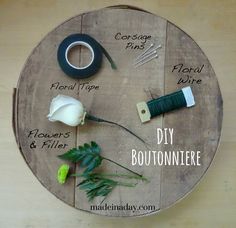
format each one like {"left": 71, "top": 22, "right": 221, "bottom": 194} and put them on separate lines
{"left": 13, "top": 6, "right": 223, "bottom": 217}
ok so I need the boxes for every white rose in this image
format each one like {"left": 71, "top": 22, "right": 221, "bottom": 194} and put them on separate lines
{"left": 47, "top": 95, "right": 86, "bottom": 126}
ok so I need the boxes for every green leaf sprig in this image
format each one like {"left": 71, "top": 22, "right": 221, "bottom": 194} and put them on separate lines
{"left": 57, "top": 142, "right": 148, "bottom": 202}
{"left": 76, "top": 173, "right": 137, "bottom": 202}
{"left": 58, "top": 141, "right": 142, "bottom": 177}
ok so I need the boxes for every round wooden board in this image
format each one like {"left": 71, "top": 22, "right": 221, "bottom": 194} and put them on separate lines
{"left": 13, "top": 6, "right": 223, "bottom": 217}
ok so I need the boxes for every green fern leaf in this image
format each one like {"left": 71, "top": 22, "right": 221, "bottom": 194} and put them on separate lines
{"left": 58, "top": 141, "right": 102, "bottom": 173}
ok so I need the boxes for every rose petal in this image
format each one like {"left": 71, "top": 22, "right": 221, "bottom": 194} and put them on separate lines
{"left": 48, "top": 95, "right": 83, "bottom": 117}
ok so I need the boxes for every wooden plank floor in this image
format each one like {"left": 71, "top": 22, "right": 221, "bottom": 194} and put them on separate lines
{"left": 0, "top": 0, "right": 236, "bottom": 226}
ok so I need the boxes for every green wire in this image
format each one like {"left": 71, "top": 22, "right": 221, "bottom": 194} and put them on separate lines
{"left": 147, "top": 90, "right": 187, "bottom": 117}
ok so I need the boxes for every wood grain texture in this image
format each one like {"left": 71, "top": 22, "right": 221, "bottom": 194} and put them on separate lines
{"left": 1, "top": 0, "right": 236, "bottom": 227}
{"left": 74, "top": 8, "right": 166, "bottom": 216}
{"left": 13, "top": 6, "right": 222, "bottom": 217}
{"left": 161, "top": 22, "right": 223, "bottom": 209}
{"left": 16, "top": 16, "right": 83, "bottom": 206}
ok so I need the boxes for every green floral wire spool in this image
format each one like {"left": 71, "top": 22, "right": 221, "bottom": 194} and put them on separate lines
{"left": 137, "top": 86, "right": 195, "bottom": 123}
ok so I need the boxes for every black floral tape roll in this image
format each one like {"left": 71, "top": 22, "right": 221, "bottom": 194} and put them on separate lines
{"left": 57, "top": 34, "right": 116, "bottom": 79}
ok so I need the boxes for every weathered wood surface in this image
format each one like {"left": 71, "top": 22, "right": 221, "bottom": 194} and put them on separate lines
{"left": 16, "top": 16, "right": 83, "bottom": 206}
{"left": 161, "top": 22, "right": 223, "bottom": 209}
{"left": 75, "top": 9, "right": 166, "bottom": 216}
{"left": 14, "top": 7, "right": 223, "bottom": 217}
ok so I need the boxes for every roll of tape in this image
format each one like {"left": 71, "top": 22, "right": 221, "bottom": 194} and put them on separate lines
{"left": 57, "top": 34, "right": 116, "bottom": 79}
